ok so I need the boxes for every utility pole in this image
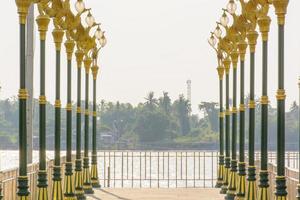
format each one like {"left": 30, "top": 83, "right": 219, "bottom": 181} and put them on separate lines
{"left": 26, "top": 4, "right": 34, "bottom": 164}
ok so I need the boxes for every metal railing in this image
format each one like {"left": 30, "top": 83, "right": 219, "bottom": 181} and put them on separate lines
{"left": 0, "top": 151, "right": 300, "bottom": 199}
{"left": 98, "top": 151, "right": 219, "bottom": 188}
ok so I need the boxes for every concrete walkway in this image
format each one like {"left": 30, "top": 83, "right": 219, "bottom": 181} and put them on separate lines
{"left": 86, "top": 188, "right": 224, "bottom": 200}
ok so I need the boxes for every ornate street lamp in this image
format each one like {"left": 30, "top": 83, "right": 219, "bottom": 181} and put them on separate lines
{"left": 298, "top": 77, "right": 300, "bottom": 199}
{"left": 246, "top": 21, "right": 259, "bottom": 200}
{"left": 227, "top": 48, "right": 238, "bottom": 200}
{"left": 230, "top": 6, "right": 249, "bottom": 199}
{"left": 64, "top": 37, "right": 76, "bottom": 199}
{"left": 83, "top": 56, "right": 94, "bottom": 194}
{"left": 216, "top": 10, "right": 240, "bottom": 198}
{"left": 81, "top": 11, "right": 97, "bottom": 194}
{"left": 215, "top": 11, "right": 232, "bottom": 196}
{"left": 74, "top": 48, "right": 85, "bottom": 199}
{"left": 222, "top": 56, "right": 231, "bottom": 195}
{"left": 91, "top": 28, "right": 106, "bottom": 188}
{"left": 15, "top": 0, "right": 32, "bottom": 199}
{"left": 52, "top": 26, "right": 65, "bottom": 200}
{"left": 208, "top": 32, "right": 225, "bottom": 189}
{"left": 257, "top": 2, "right": 272, "bottom": 200}
{"left": 36, "top": 7, "right": 50, "bottom": 199}
{"left": 236, "top": 38, "right": 247, "bottom": 200}
{"left": 272, "top": 0, "right": 289, "bottom": 199}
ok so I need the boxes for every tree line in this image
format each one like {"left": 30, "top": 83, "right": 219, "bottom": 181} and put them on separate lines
{"left": 0, "top": 92, "right": 299, "bottom": 150}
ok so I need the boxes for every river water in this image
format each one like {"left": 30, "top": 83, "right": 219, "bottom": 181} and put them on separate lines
{"left": 0, "top": 150, "right": 219, "bottom": 188}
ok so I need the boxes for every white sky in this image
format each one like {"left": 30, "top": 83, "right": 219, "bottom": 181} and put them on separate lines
{"left": 0, "top": 1, "right": 299, "bottom": 114}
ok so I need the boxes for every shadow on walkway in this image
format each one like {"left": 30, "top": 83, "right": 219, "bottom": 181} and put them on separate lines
{"left": 87, "top": 188, "right": 132, "bottom": 200}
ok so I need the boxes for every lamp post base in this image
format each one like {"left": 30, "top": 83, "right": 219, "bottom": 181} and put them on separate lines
{"left": 246, "top": 166, "right": 257, "bottom": 200}
{"left": 246, "top": 180, "right": 257, "bottom": 200}
{"left": 37, "top": 170, "right": 48, "bottom": 200}
{"left": 75, "top": 159, "right": 85, "bottom": 199}
{"left": 236, "top": 175, "right": 246, "bottom": 199}
{"left": 52, "top": 166, "right": 63, "bottom": 200}
{"left": 83, "top": 158, "right": 94, "bottom": 194}
{"left": 17, "top": 176, "right": 30, "bottom": 200}
{"left": 296, "top": 184, "right": 300, "bottom": 200}
{"left": 236, "top": 162, "right": 246, "bottom": 199}
{"left": 52, "top": 180, "right": 63, "bottom": 200}
{"left": 63, "top": 162, "right": 75, "bottom": 199}
{"left": 226, "top": 172, "right": 237, "bottom": 200}
{"left": 215, "top": 160, "right": 224, "bottom": 188}
{"left": 37, "top": 187, "right": 48, "bottom": 200}
{"left": 226, "top": 159, "right": 237, "bottom": 200}
{"left": 274, "top": 176, "right": 287, "bottom": 200}
{"left": 215, "top": 179, "right": 223, "bottom": 189}
{"left": 220, "top": 166, "right": 229, "bottom": 194}
{"left": 0, "top": 182, "right": 3, "bottom": 200}
{"left": 258, "top": 170, "right": 270, "bottom": 200}
{"left": 91, "top": 163, "right": 101, "bottom": 188}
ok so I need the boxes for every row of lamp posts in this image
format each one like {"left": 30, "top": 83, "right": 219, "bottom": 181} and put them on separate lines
{"left": 14, "top": 0, "right": 107, "bottom": 199}
{"left": 209, "top": 0, "right": 290, "bottom": 199}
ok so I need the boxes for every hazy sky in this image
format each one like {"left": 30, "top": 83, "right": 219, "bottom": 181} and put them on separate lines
{"left": 0, "top": 1, "right": 299, "bottom": 114}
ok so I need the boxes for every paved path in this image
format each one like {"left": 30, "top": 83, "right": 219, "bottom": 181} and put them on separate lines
{"left": 86, "top": 188, "right": 224, "bottom": 200}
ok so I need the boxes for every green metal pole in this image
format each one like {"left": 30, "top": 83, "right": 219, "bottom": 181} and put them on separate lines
{"left": 83, "top": 58, "right": 94, "bottom": 194}
{"left": 258, "top": 15, "right": 271, "bottom": 200}
{"left": 36, "top": 14, "right": 50, "bottom": 200}
{"left": 221, "top": 58, "right": 231, "bottom": 194}
{"left": 236, "top": 40, "right": 247, "bottom": 200}
{"left": 75, "top": 50, "right": 85, "bottom": 199}
{"left": 216, "top": 66, "right": 225, "bottom": 189}
{"left": 297, "top": 77, "right": 300, "bottom": 200}
{"left": 63, "top": 39, "right": 76, "bottom": 199}
{"left": 0, "top": 179, "right": 2, "bottom": 200}
{"left": 275, "top": 23, "right": 287, "bottom": 200}
{"left": 52, "top": 28, "right": 64, "bottom": 200}
{"left": 246, "top": 30, "right": 258, "bottom": 200}
{"left": 15, "top": 1, "right": 31, "bottom": 198}
{"left": 273, "top": 1, "right": 289, "bottom": 199}
{"left": 227, "top": 51, "right": 239, "bottom": 200}
{"left": 91, "top": 64, "right": 100, "bottom": 187}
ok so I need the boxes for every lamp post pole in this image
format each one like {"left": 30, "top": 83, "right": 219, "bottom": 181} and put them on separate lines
{"left": 15, "top": 0, "right": 31, "bottom": 198}
{"left": 83, "top": 57, "right": 94, "bottom": 194}
{"left": 257, "top": 8, "right": 271, "bottom": 200}
{"left": 75, "top": 49, "right": 86, "bottom": 199}
{"left": 64, "top": 38, "right": 76, "bottom": 199}
{"left": 216, "top": 65, "right": 225, "bottom": 189}
{"left": 52, "top": 27, "right": 64, "bottom": 200}
{"left": 227, "top": 49, "right": 239, "bottom": 200}
{"left": 297, "top": 77, "right": 300, "bottom": 200}
{"left": 91, "top": 62, "right": 100, "bottom": 188}
{"left": 236, "top": 40, "right": 247, "bottom": 200}
{"left": 221, "top": 57, "right": 231, "bottom": 194}
{"left": 273, "top": 1, "right": 289, "bottom": 199}
{"left": 246, "top": 29, "right": 258, "bottom": 200}
{"left": 0, "top": 173, "right": 2, "bottom": 200}
{"left": 36, "top": 13, "right": 50, "bottom": 200}
{"left": 208, "top": 32, "right": 224, "bottom": 190}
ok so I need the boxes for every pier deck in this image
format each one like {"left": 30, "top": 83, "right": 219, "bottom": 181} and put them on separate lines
{"left": 86, "top": 188, "right": 223, "bottom": 200}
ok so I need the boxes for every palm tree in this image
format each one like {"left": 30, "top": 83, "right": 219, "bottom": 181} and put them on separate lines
{"left": 174, "top": 95, "right": 191, "bottom": 135}
{"left": 159, "top": 92, "right": 172, "bottom": 114}
{"left": 144, "top": 92, "right": 158, "bottom": 109}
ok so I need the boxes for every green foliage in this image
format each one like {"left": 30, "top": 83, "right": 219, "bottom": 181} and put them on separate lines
{"left": 0, "top": 93, "right": 299, "bottom": 149}
{"left": 134, "top": 109, "right": 172, "bottom": 142}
